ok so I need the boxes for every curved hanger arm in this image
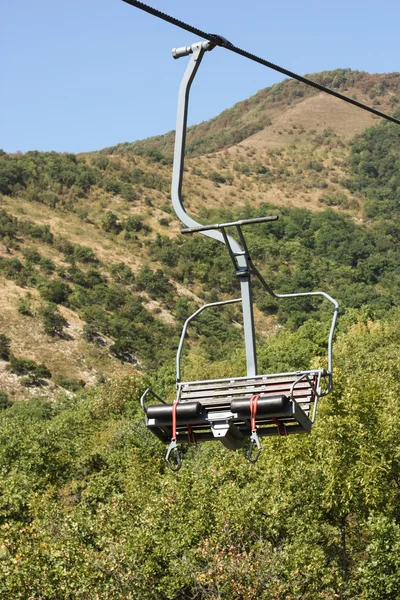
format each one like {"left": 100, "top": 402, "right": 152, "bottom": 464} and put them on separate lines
{"left": 171, "top": 42, "right": 244, "bottom": 258}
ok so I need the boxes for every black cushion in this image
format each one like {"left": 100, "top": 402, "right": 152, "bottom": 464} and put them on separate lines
{"left": 231, "top": 395, "right": 290, "bottom": 416}
{"left": 146, "top": 401, "right": 202, "bottom": 422}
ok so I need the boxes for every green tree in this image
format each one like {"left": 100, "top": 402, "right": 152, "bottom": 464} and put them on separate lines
{"left": 40, "top": 302, "right": 68, "bottom": 337}
{"left": 0, "top": 334, "right": 11, "bottom": 360}
{"left": 102, "top": 211, "right": 122, "bottom": 234}
{"left": 0, "top": 391, "right": 12, "bottom": 410}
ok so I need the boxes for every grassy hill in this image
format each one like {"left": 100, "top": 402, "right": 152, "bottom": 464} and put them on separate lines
{"left": 0, "top": 69, "right": 399, "bottom": 401}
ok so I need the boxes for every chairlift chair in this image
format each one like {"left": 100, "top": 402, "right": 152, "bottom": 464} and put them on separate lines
{"left": 140, "top": 41, "right": 339, "bottom": 471}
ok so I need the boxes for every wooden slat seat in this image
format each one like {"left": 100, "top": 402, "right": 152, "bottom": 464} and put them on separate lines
{"left": 144, "top": 370, "right": 325, "bottom": 445}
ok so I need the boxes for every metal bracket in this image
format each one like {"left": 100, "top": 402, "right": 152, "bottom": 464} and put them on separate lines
{"left": 172, "top": 40, "right": 213, "bottom": 59}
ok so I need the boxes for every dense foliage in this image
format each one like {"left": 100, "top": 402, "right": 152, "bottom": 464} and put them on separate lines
{"left": 347, "top": 115, "right": 400, "bottom": 219}
{"left": 0, "top": 150, "right": 168, "bottom": 211}
{"left": 1, "top": 312, "right": 400, "bottom": 598}
{"left": 149, "top": 202, "right": 400, "bottom": 329}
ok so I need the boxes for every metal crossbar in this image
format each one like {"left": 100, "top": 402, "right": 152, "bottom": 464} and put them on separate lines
{"left": 181, "top": 216, "right": 279, "bottom": 234}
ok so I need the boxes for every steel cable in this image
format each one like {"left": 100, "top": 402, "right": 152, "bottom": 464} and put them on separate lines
{"left": 122, "top": 0, "right": 400, "bottom": 126}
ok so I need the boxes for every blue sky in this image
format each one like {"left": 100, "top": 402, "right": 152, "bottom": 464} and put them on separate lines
{"left": 2, "top": 0, "right": 399, "bottom": 154}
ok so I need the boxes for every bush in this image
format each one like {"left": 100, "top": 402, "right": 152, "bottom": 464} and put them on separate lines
{"left": 40, "top": 303, "right": 68, "bottom": 337}
{"left": 135, "top": 266, "right": 174, "bottom": 301}
{"left": 109, "top": 339, "right": 135, "bottom": 362}
{"left": 82, "top": 323, "right": 100, "bottom": 344}
{"left": 9, "top": 355, "right": 51, "bottom": 379}
{"left": 21, "top": 248, "right": 41, "bottom": 264}
{"left": 73, "top": 245, "right": 98, "bottom": 265}
{"left": 17, "top": 295, "right": 33, "bottom": 316}
{"left": 120, "top": 183, "right": 138, "bottom": 202}
{"left": 102, "top": 212, "right": 122, "bottom": 234}
{"left": 123, "top": 216, "right": 142, "bottom": 232}
{"left": 0, "top": 391, "right": 12, "bottom": 409}
{"left": 209, "top": 170, "right": 227, "bottom": 184}
{"left": 39, "top": 281, "right": 72, "bottom": 305}
{"left": 54, "top": 375, "right": 85, "bottom": 392}
{"left": 0, "top": 333, "right": 11, "bottom": 360}
{"left": 109, "top": 263, "right": 135, "bottom": 285}
{"left": 39, "top": 257, "right": 56, "bottom": 274}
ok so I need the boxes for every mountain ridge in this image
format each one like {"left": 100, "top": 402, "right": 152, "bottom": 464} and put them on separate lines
{"left": 99, "top": 68, "right": 400, "bottom": 159}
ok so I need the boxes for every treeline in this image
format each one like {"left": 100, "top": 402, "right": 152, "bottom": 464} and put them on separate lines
{"left": 0, "top": 150, "right": 168, "bottom": 209}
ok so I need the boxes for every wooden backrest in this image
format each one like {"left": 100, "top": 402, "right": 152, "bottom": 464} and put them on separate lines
{"left": 179, "top": 374, "right": 320, "bottom": 417}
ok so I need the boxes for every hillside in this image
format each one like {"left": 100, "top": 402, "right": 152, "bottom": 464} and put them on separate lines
{"left": 0, "top": 69, "right": 399, "bottom": 402}
{"left": 1, "top": 68, "right": 400, "bottom": 598}
{"left": 103, "top": 69, "right": 400, "bottom": 158}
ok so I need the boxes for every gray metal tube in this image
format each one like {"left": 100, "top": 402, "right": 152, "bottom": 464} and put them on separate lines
{"left": 181, "top": 215, "right": 279, "bottom": 234}
{"left": 176, "top": 298, "right": 242, "bottom": 383}
{"left": 252, "top": 264, "right": 339, "bottom": 392}
{"left": 171, "top": 42, "right": 257, "bottom": 377}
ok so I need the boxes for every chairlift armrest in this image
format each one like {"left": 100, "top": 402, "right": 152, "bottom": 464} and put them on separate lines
{"left": 140, "top": 388, "right": 167, "bottom": 413}
{"left": 176, "top": 298, "right": 242, "bottom": 382}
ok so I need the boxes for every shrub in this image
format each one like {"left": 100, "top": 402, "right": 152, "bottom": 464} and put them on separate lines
{"left": 120, "top": 184, "right": 138, "bottom": 202}
{"left": 102, "top": 212, "right": 122, "bottom": 234}
{"left": 39, "top": 281, "right": 72, "bottom": 305}
{"left": 54, "top": 375, "right": 85, "bottom": 392}
{"left": 40, "top": 303, "right": 68, "bottom": 337}
{"left": 0, "top": 334, "right": 11, "bottom": 360}
{"left": 109, "top": 339, "right": 135, "bottom": 362}
{"left": 39, "top": 257, "right": 56, "bottom": 274}
{"left": 21, "top": 248, "right": 41, "bottom": 264}
{"left": 0, "top": 257, "right": 24, "bottom": 279}
{"left": 123, "top": 216, "right": 151, "bottom": 234}
{"left": 209, "top": 170, "right": 227, "bottom": 184}
{"left": 56, "top": 238, "right": 75, "bottom": 261}
{"left": 17, "top": 295, "right": 33, "bottom": 316}
{"left": 82, "top": 323, "right": 101, "bottom": 344}
{"left": 135, "top": 266, "right": 174, "bottom": 300}
{"left": 9, "top": 355, "right": 51, "bottom": 379}
{"left": 73, "top": 245, "right": 98, "bottom": 264}
{"left": 109, "top": 263, "right": 135, "bottom": 285}
{"left": 0, "top": 391, "right": 12, "bottom": 409}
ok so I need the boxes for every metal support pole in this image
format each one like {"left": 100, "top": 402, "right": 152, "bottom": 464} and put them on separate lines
{"left": 170, "top": 42, "right": 257, "bottom": 376}
{"left": 239, "top": 272, "right": 257, "bottom": 376}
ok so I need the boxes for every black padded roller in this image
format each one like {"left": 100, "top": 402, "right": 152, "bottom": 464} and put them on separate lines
{"left": 146, "top": 402, "right": 202, "bottom": 422}
{"left": 231, "top": 395, "right": 290, "bottom": 416}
